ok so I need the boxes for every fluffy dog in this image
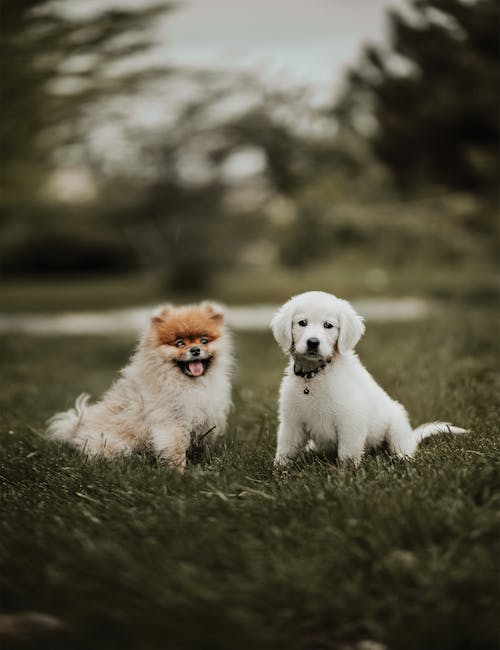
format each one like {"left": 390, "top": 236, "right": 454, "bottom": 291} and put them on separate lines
{"left": 47, "top": 302, "right": 232, "bottom": 469}
{"left": 271, "top": 291, "right": 466, "bottom": 465}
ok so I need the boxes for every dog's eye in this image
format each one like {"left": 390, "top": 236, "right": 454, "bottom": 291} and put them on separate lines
{"left": 324, "top": 322, "right": 334, "bottom": 329}
{"left": 200, "top": 337, "right": 209, "bottom": 345}
{"left": 298, "top": 319, "right": 308, "bottom": 327}
{"left": 175, "top": 340, "right": 185, "bottom": 348}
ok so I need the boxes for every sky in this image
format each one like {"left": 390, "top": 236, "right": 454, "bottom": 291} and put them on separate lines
{"left": 61, "top": 0, "right": 405, "bottom": 94}
{"left": 161, "top": 0, "right": 404, "bottom": 90}
{"left": 54, "top": 0, "right": 407, "bottom": 193}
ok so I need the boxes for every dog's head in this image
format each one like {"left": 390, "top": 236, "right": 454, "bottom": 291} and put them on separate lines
{"left": 146, "top": 302, "right": 226, "bottom": 378}
{"left": 271, "top": 291, "right": 365, "bottom": 363}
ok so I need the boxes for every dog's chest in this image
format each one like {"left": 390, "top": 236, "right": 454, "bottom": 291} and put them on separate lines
{"left": 286, "top": 372, "right": 343, "bottom": 440}
{"left": 182, "top": 376, "right": 230, "bottom": 432}
{"left": 180, "top": 382, "right": 213, "bottom": 420}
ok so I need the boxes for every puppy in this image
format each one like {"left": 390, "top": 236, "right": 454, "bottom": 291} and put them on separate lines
{"left": 271, "top": 291, "right": 466, "bottom": 466}
{"left": 47, "top": 302, "right": 232, "bottom": 469}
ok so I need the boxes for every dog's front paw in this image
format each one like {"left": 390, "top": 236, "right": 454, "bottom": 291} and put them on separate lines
{"left": 273, "top": 454, "right": 291, "bottom": 469}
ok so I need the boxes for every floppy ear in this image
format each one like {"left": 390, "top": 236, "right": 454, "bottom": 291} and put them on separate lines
{"left": 336, "top": 300, "right": 365, "bottom": 354}
{"left": 271, "top": 300, "right": 294, "bottom": 353}
{"left": 201, "top": 301, "right": 225, "bottom": 324}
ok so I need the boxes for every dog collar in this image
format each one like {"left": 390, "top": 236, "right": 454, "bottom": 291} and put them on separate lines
{"left": 293, "top": 359, "right": 331, "bottom": 394}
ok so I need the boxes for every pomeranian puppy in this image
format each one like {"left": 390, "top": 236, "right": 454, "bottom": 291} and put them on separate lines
{"left": 47, "top": 302, "right": 232, "bottom": 469}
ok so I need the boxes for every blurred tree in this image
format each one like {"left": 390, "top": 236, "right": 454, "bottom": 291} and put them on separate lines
{"left": 218, "top": 107, "right": 312, "bottom": 194}
{"left": 335, "top": 0, "right": 500, "bottom": 194}
{"left": 119, "top": 174, "right": 228, "bottom": 292}
{"left": 104, "top": 82, "right": 332, "bottom": 288}
{"left": 1, "top": 0, "right": 172, "bottom": 200}
{"left": 0, "top": 0, "right": 173, "bottom": 276}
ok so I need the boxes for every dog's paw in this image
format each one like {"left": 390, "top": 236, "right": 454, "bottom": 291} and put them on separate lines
{"left": 273, "top": 455, "right": 291, "bottom": 471}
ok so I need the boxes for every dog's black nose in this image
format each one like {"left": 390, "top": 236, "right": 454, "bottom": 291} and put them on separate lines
{"left": 307, "top": 337, "right": 320, "bottom": 349}
{"left": 190, "top": 346, "right": 201, "bottom": 356}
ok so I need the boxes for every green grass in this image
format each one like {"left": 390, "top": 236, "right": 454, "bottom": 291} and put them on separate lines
{"left": 1, "top": 310, "right": 499, "bottom": 650}
{"left": 1, "top": 253, "right": 498, "bottom": 314}
{"left": 0, "top": 273, "right": 163, "bottom": 314}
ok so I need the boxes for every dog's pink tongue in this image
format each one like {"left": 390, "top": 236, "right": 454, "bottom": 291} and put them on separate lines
{"left": 188, "top": 361, "right": 204, "bottom": 377}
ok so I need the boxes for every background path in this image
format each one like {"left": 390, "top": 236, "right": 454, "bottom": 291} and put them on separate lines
{"left": 0, "top": 298, "right": 432, "bottom": 335}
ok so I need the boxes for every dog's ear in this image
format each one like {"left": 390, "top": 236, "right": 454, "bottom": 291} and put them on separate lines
{"left": 337, "top": 300, "right": 365, "bottom": 354}
{"left": 201, "top": 301, "right": 225, "bottom": 323}
{"left": 271, "top": 300, "right": 294, "bottom": 353}
{"left": 150, "top": 304, "right": 172, "bottom": 325}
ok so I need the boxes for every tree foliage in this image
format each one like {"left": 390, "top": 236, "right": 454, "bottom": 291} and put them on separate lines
{"left": 101, "top": 81, "right": 332, "bottom": 289}
{"left": 336, "top": 0, "right": 500, "bottom": 194}
{"left": 0, "top": 0, "right": 172, "bottom": 202}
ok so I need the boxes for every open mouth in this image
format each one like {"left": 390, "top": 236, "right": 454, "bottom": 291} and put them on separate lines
{"left": 176, "top": 358, "right": 213, "bottom": 378}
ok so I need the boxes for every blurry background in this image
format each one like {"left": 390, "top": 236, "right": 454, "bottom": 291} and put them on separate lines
{"left": 1, "top": 0, "right": 499, "bottom": 312}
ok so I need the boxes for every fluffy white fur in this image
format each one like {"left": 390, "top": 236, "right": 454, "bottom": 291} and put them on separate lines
{"left": 271, "top": 291, "right": 467, "bottom": 465}
{"left": 47, "top": 302, "right": 232, "bottom": 469}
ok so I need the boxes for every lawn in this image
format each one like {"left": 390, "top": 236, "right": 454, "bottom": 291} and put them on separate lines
{"left": 0, "top": 309, "right": 499, "bottom": 650}
{"left": 0, "top": 253, "right": 498, "bottom": 314}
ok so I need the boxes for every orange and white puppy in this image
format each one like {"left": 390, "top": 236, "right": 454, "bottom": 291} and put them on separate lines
{"left": 47, "top": 302, "right": 232, "bottom": 469}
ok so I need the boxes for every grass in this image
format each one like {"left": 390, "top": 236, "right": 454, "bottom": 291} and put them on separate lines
{"left": 0, "top": 252, "right": 498, "bottom": 314}
{"left": 0, "top": 309, "right": 499, "bottom": 650}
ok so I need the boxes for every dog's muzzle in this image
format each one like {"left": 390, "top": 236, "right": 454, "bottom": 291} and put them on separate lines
{"left": 176, "top": 354, "right": 213, "bottom": 378}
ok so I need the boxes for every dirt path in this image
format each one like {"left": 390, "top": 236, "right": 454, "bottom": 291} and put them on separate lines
{"left": 0, "top": 298, "right": 433, "bottom": 335}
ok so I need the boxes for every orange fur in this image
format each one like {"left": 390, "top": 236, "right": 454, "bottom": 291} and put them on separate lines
{"left": 152, "top": 304, "right": 223, "bottom": 349}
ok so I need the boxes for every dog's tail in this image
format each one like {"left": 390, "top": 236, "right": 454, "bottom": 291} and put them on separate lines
{"left": 414, "top": 421, "right": 468, "bottom": 443}
{"left": 46, "top": 393, "right": 90, "bottom": 441}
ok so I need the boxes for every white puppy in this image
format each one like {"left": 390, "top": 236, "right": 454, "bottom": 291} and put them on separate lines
{"left": 47, "top": 302, "right": 232, "bottom": 469}
{"left": 271, "top": 291, "right": 466, "bottom": 465}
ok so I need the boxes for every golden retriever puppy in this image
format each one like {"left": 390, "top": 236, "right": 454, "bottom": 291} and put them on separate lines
{"left": 271, "top": 291, "right": 466, "bottom": 466}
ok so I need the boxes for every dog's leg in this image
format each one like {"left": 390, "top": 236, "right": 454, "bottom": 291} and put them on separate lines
{"left": 336, "top": 418, "right": 367, "bottom": 465}
{"left": 198, "top": 415, "right": 226, "bottom": 447}
{"left": 75, "top": 431, "right": 132, "bottom": 458}
{"left": 386, "top": 402, "right": 418, "bottom": 458}
{"left": 274, "top": 420, "right": 305, "bottom": 466}
{"left": 152, "top": 426, "right": 190, "bottom": 471}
